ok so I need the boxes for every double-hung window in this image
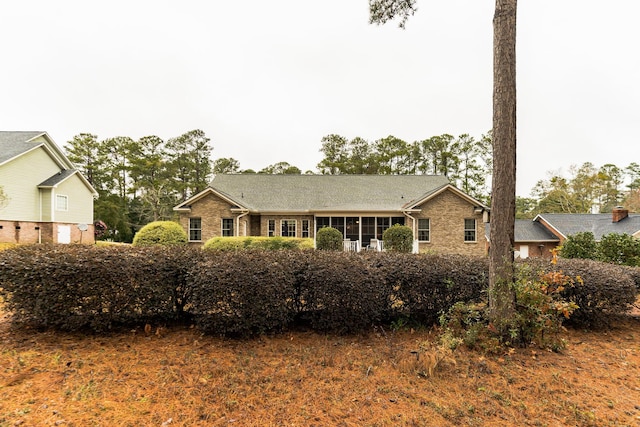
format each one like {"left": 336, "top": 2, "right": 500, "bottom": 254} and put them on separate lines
{"left": 301, "top": 220, "right": 310, "bottom": 238}
{"left": 418, "top": 218, "right": 430, "bottom": 242}
{"left": 268, "top": 219, "right": 276, "bottom": 237}
{"left": 222, "top": 218, "right": 234, "bottom": 237}
{"left": 189, "top": 217, "right": 202, "bottom": 241}
{"left": 464, "top": 218, "right": 476, "bottom": 242}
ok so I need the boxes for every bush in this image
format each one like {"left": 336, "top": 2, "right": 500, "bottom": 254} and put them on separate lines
{"left": 369, "top": 253, "right": 488, "bottom": 325}
{"left": 383, "top": 224, "right": 413, "bottom": 253}
{"left": 315, "top": 227, "right": 343, "bottom": 251}
{"left": 0, "top": 244, "right": 202, "bottom": 331}
{"left": 297, "top": 251, "right": 386, "bottom": 333}
{"left": 597, "top": 233, "right": 640, "bottom": 266}
{"left": 560, "top": 232, "right": 597, "bottom": 260}
{"left": 132, "top": 221, "right": 187, "bottom": 247}
{"left": 203, "top": 236, "right": 313, "bottom": 251}
{"left": 523, "top": 257, "right": 637, "bottom": 328}
{"left": 188, "top": 250, "right": 298, "bottom": 336}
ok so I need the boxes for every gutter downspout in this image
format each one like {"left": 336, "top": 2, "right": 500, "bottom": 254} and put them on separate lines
{"left": 403, "top": 210, "right": 418, "bottom": 254}
{"left": 236, "top": 209, "right": 250, "bottom": 237}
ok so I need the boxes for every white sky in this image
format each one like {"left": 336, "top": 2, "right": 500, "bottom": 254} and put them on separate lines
{"left": 2, "top": 1, "right": 639, "bottom": 196}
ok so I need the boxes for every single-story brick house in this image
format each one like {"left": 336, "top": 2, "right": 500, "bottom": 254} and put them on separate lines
{"left": 491, "top": 207, "right": 640, "bottom": 259}
{"left": 173, "top": 174, "right": 490, "bottom": 255}
{"left": 0, "top": 131, "right": 98, "bottom": 244}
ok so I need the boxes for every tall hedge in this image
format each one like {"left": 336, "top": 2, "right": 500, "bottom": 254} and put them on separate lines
{"left": 368, "top": 253, "right": 489, "bottom": 324}
{"left": 188, "top": 250, "right": 298, "bottom": 336}
{"left": 0, "top": 244, "right": 202, "bottom": 331}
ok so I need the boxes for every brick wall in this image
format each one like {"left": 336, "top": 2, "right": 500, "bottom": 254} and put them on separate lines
{"left": 0, "top": 220, "right": 95, "bottom": 244}
{"left": 413, "top": 190, "right": 486, "bottom": 256}
{"left": 178, "top": 193, "right": 239, "bottom": 243}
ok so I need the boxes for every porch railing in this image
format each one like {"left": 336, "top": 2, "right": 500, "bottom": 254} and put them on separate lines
{"left": 343, "top": 240, "right": 360, "bottom": 252}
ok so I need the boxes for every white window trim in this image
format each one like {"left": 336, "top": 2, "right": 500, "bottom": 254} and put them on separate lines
{"left": 55, "top": 194, "right": 68, "bottom": 211}
{"left": 464, "top": 218, "right": 477, "bottom": 243}
{"left": 222, "top": 218, "right": 234, "bottom": 237}
{"left": 281, "top": 219, "right": 297, "bottom": 237}
{"left": 268, "top": 219, "right": 276, "bottom": 237}
{"left": 418, "top": 218, "right": 431, "bottom": 242}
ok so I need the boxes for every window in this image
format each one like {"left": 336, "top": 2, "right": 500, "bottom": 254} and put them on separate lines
{"left": 316, "top": 217, "right": 330, "bottom": 231}
{"left": 464, "top": 218, "right": 476, "bottom": 242}
{"left": 222, "top": 218, "right": 234, "bottom": 237}
{"left": 418, "top": 218, "right": 430, "bottom": 242}
{"left": 56, "top": 194, "right": 68, "bottom": 211}
{"left": 376, "top": 217, "right": 390, "bottom": 240}
{"left": 189, "top": 218, "right": 202, "bottom": 241}
{"left": 301, "top": 220, "right": 310, "bottom": 238}
{"left": 281, "top": 219, "right": 296, "bottom": 237}
{"left": 268, "top": 219, "right": 276, "bottom": 237}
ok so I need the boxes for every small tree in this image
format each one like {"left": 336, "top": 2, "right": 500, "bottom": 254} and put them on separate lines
{"left": 315, "top": 227, "right": 343, "bottom": 251}
{"left": 132, "top": 221, "right": 187, "bottom": 246}
{"left": 383, "top": 224, "right": 413, "bottom": 253}
{"left": 560, "top": 232, "right": 598, "bottom": 260}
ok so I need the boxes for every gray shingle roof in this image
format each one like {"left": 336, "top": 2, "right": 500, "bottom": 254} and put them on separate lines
{"left": 535, "top": 213, "right": 640, "bottom": 240}
{"left": 38, "top": 169, "right": 77, "bottom": 187}
{"left": 208, "top": 174, "right": 451, "bottom": 212}
{"left": 516, "top": 219, "right": 560, "bottom": 242}
{"left": 0, "top": 131, "right": 46, "bottom": 164}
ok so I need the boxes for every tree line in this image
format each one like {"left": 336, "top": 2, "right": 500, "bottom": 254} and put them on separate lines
{"left": 61, "top": 129, "right": 638, "bottom": 242}
{"left": 517, "top": 162, "right": 640, "bottom": 218}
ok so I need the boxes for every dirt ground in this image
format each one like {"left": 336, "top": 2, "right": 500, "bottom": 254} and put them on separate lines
{"left": 1, "top": 305, "right": 639, "bottom": 427}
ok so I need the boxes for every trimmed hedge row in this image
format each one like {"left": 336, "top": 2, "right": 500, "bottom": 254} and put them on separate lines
{"left": 520, "top": 258, "right": 638, "bottom": 328}
{"left": 0, "top": 244, "right": 202, "bottom": 331}
{"left": 1, "top": 245, "right": 636, "bottom": 335}
{"left": 203, "top": 236, "right": 314, "bottom": 251}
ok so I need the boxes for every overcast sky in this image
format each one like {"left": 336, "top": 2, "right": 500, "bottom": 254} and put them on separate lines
{"left": 2, "top": 1, "right": 638, "bottom": 196}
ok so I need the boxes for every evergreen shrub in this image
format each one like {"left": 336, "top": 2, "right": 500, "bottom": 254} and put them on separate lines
{"left": 203, "top": 236, "right": 313, "bottom": 251}
{"left": 382, "top": 224, "right": 413, "bottom": 253}
{"left": 315, "top": 227, "right": 342, "bottom": 251}
{"left": 0, "top": 244, "right": 202, "bottom": 331}
{"left": 132, "top": 221, "right": 187, "bottom": 246}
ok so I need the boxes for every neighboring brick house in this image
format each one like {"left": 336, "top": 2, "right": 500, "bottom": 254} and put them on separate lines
{"left": 0, "top": 131, "right": 98, "bottom": 244}
{"left": 489, "top": 207, "right": 640, "bottom": 259}
{"left": 173, "top": 174, "right": 489, "bottom": 255}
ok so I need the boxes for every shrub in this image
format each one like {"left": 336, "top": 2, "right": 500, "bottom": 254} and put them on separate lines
{"left": 315, "top": 227, "right": 342, "bottom": 251}
{"left": 369, "top": 253, "right": 488, "bottom": 325}
{"left": 132, "top": 221, "right": 187, "bottom": 247}
{"left": 0, "top": 244, "right": 202, "bottom": 331}
{"left": 560, "top": 232, "right": 597, "bottom": 260}
{"left": 597, "top": 233, "right": 640, "bottom": 266}
{"left": 440, "top": 269, "right": 578, "bottom": 353}
{"left": 383, "top": 224, "right": 413, "bottom": 253}
{"left": 203, "top": 236, "right": 314, "bottom": 251}
{"left": 620, "top": 265, "right": 640, "bottom": 291}
{"left": 297, "top": 251, "right": 386, "bottom": 333}
{"left": 522, "top": 257, "right": 637, "bottom": 328}
{"left": 188, "top": 250, "right": 298, "bottom": 336}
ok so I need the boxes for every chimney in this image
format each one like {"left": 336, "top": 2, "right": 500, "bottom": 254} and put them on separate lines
{"left": 612, "top": 206, "right": 629, "bottom": 223}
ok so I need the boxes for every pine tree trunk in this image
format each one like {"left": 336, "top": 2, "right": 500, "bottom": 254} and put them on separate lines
{"left": 489, "top": 0, "right": 518, "bottom": 329}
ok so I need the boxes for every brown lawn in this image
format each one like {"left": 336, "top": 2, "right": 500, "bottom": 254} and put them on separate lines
{"left": 1, "top": 305, "right": 639, "bottom": 427}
